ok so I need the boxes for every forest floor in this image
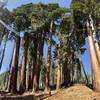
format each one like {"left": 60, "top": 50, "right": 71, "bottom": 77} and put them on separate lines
{"left": 0, "top": 84, "right": 100, "bottom": 100}
{"left": 45, "top": 84, "right": 100, "bottom": 100}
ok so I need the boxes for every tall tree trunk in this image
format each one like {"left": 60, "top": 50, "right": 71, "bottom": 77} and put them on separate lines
{"left": 44, "top": 20, "right": 53, "bottom": 94}
{"left": 0, "top": 28, "right": 9, "bottom": 70}
{"left": 0, "top": 27, "right": 6, "bottom": 48}
{"left": 20, "top": 33, "right": 29, "bottom": 93}
{"left": 9, "top": 35, "right": 20, "bottom": 93}
{"left": 76, "top": 60, "right": 82, "bottom": 83}
{"left": 94, "top": 42, "right": 100, "bottom": 64}
{"left": 66, "top": 64, "right": 71, "bottom": 86}
{"left": 28, "top": 36, "right": 37, "bottom": 90}
{"left": 87, "top": 21, "right": 100, "bottom": 92}
{"left": 28, "top": 60, "right": 32, "bottom": 90}
{"left": 63, "top": 62, "right": 67, "bottom": 86}
{"left": 89, "top": 15, "right": 100, "bottom": 65}
{"left": 33, "top": 32, "right": 42, "bottom": 92}
{"left": 0, "top": 35, "right": 7, "bottom": 70}
{"left": 28, "top": 57, "right": 35, "bottom": 90}
{"left": 63, "top": 54, "right": 71, "bottom": 87}
{"left": 56, "top": 61, "right": 61, "bottom": 91}
{"left": 71, "top": 52, "right": 74, "bottom": 84}
{"left": 81, "top": 61, "right": 89, "bottom": 85}
{"left": 31, "top": 36, "right": 37, "bottom": 91}
{"left": 7, "top": 45, "right": 14, "bottom": 92}
{"left": 56, "top": 44, "right": 61, "bottom": 91}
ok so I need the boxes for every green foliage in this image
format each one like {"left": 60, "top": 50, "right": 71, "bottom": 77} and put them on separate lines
{"left": 71, "top": 0, "right": 100, "bottom": 41}
{"left": 13, "top": 3, "right": 33, "bottom": 31}
{"left": 0, "top": 71, "right": 9, "bottom": 90}
{"left": 0, "top": 1, "right": 96, "bottom": 91}
{"left": 31, "top": 3, "right": 49, "bottom": 31}
{"left": 31, "top": 3, "right": 68, "bottom": 32}
{"left": 0, "top": 8, "right": 12, "bottom": 24}
{"left": 72, "top": 0, "right": 100, "bottom": 19}
{"left": 0, "top": 8, "right": 12, "bottom": 42}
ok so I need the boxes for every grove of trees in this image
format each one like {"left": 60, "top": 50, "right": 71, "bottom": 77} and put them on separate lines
{"left": 0, "top": 0, "right": 100, "bottom": 95}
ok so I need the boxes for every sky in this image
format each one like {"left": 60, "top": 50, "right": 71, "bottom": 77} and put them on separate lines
{"left": 6, "top": 0, "right": 71, "bottom": 10}
{"left": 0, "top": 0, "right": 91, "bottom": 75}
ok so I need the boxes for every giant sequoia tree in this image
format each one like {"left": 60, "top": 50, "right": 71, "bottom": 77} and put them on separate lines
{"left": 0, "top": 8, "right": 12, "bottom": 71}
{"left": 71, "top": 0, "right": 100, "bottom": 92}
{"left": 0, "top": 0, "right": 100, "bottom": 96}
{"left": 0, "top": 8, "right": 12, "bottom": 47}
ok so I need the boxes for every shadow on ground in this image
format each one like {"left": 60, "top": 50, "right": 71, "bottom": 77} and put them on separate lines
{"left": 0, "top": 95, "right": 36, "bottom": 100}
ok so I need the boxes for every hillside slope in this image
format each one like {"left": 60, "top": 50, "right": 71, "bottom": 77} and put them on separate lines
{"left": 45, "top": 85, "right": 100, "bottom": 100}
{"left": 0, "top": 84, "right": 100, "bottom": 100}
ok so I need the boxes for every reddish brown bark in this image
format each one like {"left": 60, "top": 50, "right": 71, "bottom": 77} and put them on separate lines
{"left": 7, "top": 47, "right": 14, "bottom": 92}
{"left": 63, "top": 63, "right": 71, "bottom": 87}
{"left": 33, "top": 33, "right": 43, "bottom": 92}
{"left": 0, "top": 36, "right": 7, "bottom": 70}
{"left": 56, "top": 44, "right": 61, "bottom": 91}
{"left": 28, "top": 60, "right": 33, "bottom": 90}
{"left": 56, "top": 61, "right": 61, "bottom": 91}
{"left": 44, "top": 21, "right": 53, "bottom": 94}
{"left": 9, "top": 36, "right": 20, "bottom": 93}
{"left": 20, "top": 33, "right": 29, "bottom": 93}
{"left": 27, "top": 37, "right": 37, "bottom": 90}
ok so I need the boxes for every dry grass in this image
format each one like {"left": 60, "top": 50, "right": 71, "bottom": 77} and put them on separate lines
{"left": 44, "top": 84, "right": 100, "bottom": 100}
{"left": 0, "top": 84, "right": 100, "bottom": 100}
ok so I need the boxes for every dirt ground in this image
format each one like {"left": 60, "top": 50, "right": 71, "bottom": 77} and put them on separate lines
{"left": 44, "top": 84, "right": 100, "bottom": 100}
{"left": 0, "top": 84, "right": 100, "bottom": 100}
